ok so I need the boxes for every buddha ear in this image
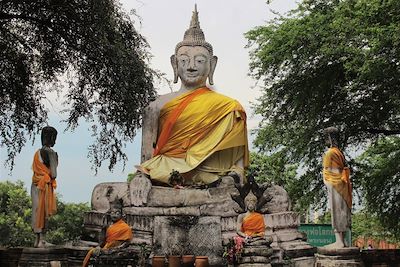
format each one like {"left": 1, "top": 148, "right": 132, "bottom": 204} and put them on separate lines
{"left": 170, "top": 55, "right": 178, "bottom": 83}
{"left": 208, "top": 55, "right": 218, "bottom": 85}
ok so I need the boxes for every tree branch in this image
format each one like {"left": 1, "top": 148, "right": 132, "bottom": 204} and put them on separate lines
{"left": 366, "top": 129, "right": 400, "bottom": 136}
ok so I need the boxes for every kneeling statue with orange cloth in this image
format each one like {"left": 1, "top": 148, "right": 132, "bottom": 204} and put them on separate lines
{"left": 31, "top": 126, "right": 58, "bottom": 248}
{"left": 82, "top": 205, "right": 133, "bottom": 267}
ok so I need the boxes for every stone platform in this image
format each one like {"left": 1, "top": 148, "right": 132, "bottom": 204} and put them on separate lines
{"left": 0, "top": 246, "right": 87, "bottom": 267}
{"left": 315, "top": 247, "right": 364, "bottom": 267}
{"left": 265, "top": 212, "right": 316, "bottom": 266}
{"left": 85, "top": 180, "right": 315, "bottom": 266}
{"left": 0, "top": 245, "right": 150, "bottom": 267}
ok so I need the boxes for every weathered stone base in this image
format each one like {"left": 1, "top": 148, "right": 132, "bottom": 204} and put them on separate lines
{"left": 239, "top": 263, "right": 272, "bottom": 267}
{"left": 315, "top": 247, "right": 364, "bottom": 267}
{"left": 0, "top": 247, "right": 87, "bottom": 267}
{"left": 265, "top": 212, "right": 316, "bottom": 264}
{"left": 291, "top": 256, "right": 316, "bottom": 267}
{"left": 0, "top": 246, "right": 148, "bottom": 267}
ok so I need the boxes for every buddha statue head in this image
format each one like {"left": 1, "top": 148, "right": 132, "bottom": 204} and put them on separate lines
{"left": 41, "top": 126, "right": 58, "bottom": 147}
{"left": 109, "top": 198, "right": 124, "bottom": 223}
{"left": 244, "top": 191, "right": 258, "bottom": 212}
{"left": 171, "top": 5, "right": 218, "bottom": 89}
{"left": 323, "top": 126, "right": 339, "bottom": 148}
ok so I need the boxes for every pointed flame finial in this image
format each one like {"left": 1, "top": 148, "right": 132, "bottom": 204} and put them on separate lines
{"left": 175, "top": 4, "right": 213, "bottom": 55}
{"left": 190, "top": 4, "right": 200, "bottom": 29}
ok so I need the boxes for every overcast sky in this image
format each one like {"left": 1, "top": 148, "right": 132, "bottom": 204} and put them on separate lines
{"left": 1, "top": 0, "right": 297, "bottom": 203}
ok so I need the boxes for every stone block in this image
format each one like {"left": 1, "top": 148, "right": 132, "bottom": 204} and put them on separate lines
{"left": 242, "top": 247, "right": 273, "bottom": 257}
{"left": 125, "top": 214, "right": 154, "bottom": 232}
{"left": 147, "top": 186, "right": 235, "bottom": 208}
{"left": 83, "top": 211, "right": 106, "bottom": 227}
{"left": 130, "top": 229, "right": 153, "bottom": 245}
{"left": 129, "top": 173, "right": 152, "bottom": 207}
{"left": 269, "top": 230, "right": 306, "bottom": 243}
{"left": 264, "top": 212, "right": 300, "bottom": 232}
{"left": 123, "top": 206, "right": 164, "bottom": 216}
{"left": 239, "top": 264, "right": 272, "bottom": 267}
{"left": 199, "top": 200, "right": 240, "bottom": 217}
{"left": 163, "top": 206, "right": 201, "bottom": 216}
{"left": 17, "top": 247, "right": 69, "bottom": 267}
{"left": 220, "top": 216, "right": 237, "bottom": 232}
{"left": 239, "top": 255, "right": 271, "bottom": 264}
{"left": 147, "top": 187, "right": 196, "bottom": 206}
{"left": 91, "top": 182, "right": 129, "bottom": 212}
{"left": 153, "top": 216, "right": 223, "bottom": 266}
{"left": 315, "top": 253, "right": 364, "bottom": 267}
{"left": 260, "top": 185, "right": 291, "bottom": 213}
{"left": 292, "top": 256, "right": 315, "bottom": 267}
{"left": 280, "top": 240, "right": 316, "bottom": 258}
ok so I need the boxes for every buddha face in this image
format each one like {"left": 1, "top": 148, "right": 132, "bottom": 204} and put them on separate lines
{"left": 110, "top": 209, "right": 122, "bottom": 222}
{"left": 176, "top": 46, "right": 211, "bottom": 88}
{"left": 245, "top": 198, "right": 257, "bottom": 212}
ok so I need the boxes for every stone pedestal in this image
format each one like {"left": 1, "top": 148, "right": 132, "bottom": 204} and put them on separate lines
{"left": 265, "top": 212, "right": 316, "bottom": 265}
{"left": 315, "top": 247, "right": 364, "bottom": 267}
{"left": 153, "top": 216, "right": 223, "bottom": 265}
{"left": 0, "top": 247, "right": 88, "bottom": 267}
{"left": 85, "top": 181, "right": 317, "bottom": 266}
{"left": 238, "top": 245, "right": 274, "bottom": 267}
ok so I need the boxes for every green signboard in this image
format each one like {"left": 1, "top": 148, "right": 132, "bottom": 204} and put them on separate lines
{"left": 299, "top": 224, "right": 351, "bottom": 247}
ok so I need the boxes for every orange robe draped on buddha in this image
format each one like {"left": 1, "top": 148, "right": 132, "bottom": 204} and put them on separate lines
{"left": 323, "top": 147, "right": 352, "bottom": 209}
{"left": 241, "top": 212, "right": 265, "bottom": 237}
{"left": 31, "top": 150, "right": 57, "bottom": 230}
{"left": 141, "top": 87, "right": 249, "bottom": 184}
{"left": 82, "top": 219, "right": 133, "bottom": 267}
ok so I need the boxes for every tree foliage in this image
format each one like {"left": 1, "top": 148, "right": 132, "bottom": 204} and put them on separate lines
{"left": 0, "top": 180, "right": 34, "bottom": 247}
{"left": 248, "top": 152, "right": 316, "bottom": 213}
{"left": 246, "top": 0, "right": 400, "bottom": 233}
{"left": 352, "top": 209, "right": 400, "bottom": 244}
{"left": 46, "top": 198, "right": 90, "bottom": 244}
{"left": 0, "top": 0, "right": 156, "bottom": 171}
{"left": 0, "top": 180, "right": 90, "bottom": 247}
{"left": 354, "top": 137, "right": 400, "bottom": 236}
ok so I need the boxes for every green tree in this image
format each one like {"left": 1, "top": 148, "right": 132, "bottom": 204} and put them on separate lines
{"left": 0, "top": 0, "right": 156, "bottom": 171}
{"left": 46, "top": 198, "right": 90, "bottom": 244}
{"left": 353, "top": 137, "right": 400, "bottom": 236}
{"left": 352, "top": 209, "right": 400, "bottom": 245}
{"left": 0, "top": 180, "right": 34, "bottom": 247}
{"left": 246, "top": 0, "right": 400, "bottom": 233}
{"left": 248, "top": 152, "right": 313, "bottom": 212}
{"left": 0, "top": 180, "right": 90, "bottom": 247}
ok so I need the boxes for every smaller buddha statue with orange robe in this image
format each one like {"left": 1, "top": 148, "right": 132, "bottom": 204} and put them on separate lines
{"left": 82, "top": 204, "right": 133, "bottom": 267}
{"left": 236, "top": 191, "right": 265, "bottom": 239}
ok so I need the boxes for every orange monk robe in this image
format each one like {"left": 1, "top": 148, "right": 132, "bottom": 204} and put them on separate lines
{"left": 141, "top": 87, "right": 249, "bottom": 184}
{"left": 241, "top": 212, "right": 265, "bottom": 237}
{"left": 323, "top": 147, "right": 352, "bottom": 209}
{"left": 32, "top": 150, "right": 57, "bottom": 229}
{"left": 82, "top": 219, "right": 133, "bottom": 267}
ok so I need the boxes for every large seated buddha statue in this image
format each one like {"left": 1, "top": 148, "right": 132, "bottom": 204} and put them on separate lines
{"left": 139, "top": 5, "right": 249, "bottom": 186}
